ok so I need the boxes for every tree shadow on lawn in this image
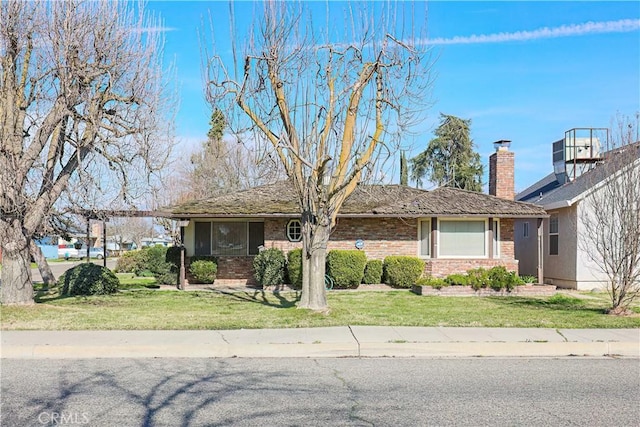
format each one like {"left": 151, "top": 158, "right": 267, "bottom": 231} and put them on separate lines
{"left": 490, "top": 296, "right": 607, "bottom": 315}
{"left": 213, "top": 289, "right": 300, "bottom": 309}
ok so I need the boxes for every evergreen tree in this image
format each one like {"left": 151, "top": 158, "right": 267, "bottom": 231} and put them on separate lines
{"left": 410, "top": 114, "right": 483, "bottom": 191}
{"left": 400, "top": 151, "right": 408, "bottom": 186}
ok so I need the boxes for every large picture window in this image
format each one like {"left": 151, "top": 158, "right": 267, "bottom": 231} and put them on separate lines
{"left": 439, "top": 220, "right": 486, "bottom": 257}
{"left": 195, "top": 221, "right": 264, "bottom": 256}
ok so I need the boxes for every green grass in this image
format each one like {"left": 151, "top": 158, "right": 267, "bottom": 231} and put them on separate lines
{"left": 1, "top": 288, "right": 638, "bottom": 330}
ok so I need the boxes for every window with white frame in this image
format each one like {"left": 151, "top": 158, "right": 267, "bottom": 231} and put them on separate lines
{"left": 286, "top": 219, "right": 302, "bottom": 242}
{"left": 419, "top": 219, "right": 431, "bottom": 257}
{"left": 439, "top": 220, "right": 487, "bottom": 257}
{"left": 549, "top": 214, "right": 559, "bottom": 255}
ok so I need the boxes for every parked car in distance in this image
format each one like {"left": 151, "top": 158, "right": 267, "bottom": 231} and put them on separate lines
{"left": 88, "top": 247, "right": 109, "bottom": 259}
{"left": 58, "top": 244, "right": 80, "bottom": 260}
{"left": 58, "top": 245, "right": 109, "bottom": 260}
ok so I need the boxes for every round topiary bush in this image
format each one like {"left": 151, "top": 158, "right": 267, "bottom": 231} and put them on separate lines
{"left": 382, "top": 256, "right": 425, "bottom": 288}
{"left": 58, "top": 263, "right": 119, "bottom": 296}
{"left": 189, "top": 260, "right": 217, "bottom": 284}
{"left": 287, "top": 248, "right": 303, "bottom": 289}
{"left": 326, "top": 250, "right": 367, "bottom": 288}
{"left": 253, "top": 248, "right": 287, "bottom": 286}
{"left": 363, "top": 259, "right": 383, "bottom": 285}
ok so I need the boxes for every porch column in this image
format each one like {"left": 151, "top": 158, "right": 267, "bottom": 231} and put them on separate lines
{"left": 103, "top": 220, "right": 107, "bottom": 267}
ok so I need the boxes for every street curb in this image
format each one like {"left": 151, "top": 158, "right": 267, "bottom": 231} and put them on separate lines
{"left": 2, "top": 328, "right": 638, "bottom": 359}
{"left": 2, "top": 342, "right": 638, "bottom": 359}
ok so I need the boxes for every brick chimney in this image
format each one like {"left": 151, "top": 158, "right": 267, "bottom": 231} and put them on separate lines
{"left": 489, "top": 140, "right": 515, "bottom": 200}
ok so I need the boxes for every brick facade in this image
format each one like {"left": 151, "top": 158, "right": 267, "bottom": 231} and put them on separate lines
{"left": 489, "top": 148, "right": 515, "bottom": 200}
{"left": 193, "top": 217, "right": 519, "bottom": 286}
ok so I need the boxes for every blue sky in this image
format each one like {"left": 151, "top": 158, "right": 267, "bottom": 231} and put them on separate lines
{"left": 147, "top": 1, "right": 640, "bottom": 192}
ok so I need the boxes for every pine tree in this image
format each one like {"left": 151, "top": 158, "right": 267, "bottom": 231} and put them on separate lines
{"left": 410, "top": 114, "right": 483, "bottom": 191}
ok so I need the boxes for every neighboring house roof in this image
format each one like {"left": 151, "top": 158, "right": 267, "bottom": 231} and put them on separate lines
{"left": 517, "top": 143, "right": 640, "bottom": 209}
{"left": 167, "top": 181, "right": 547, "bottom": 218}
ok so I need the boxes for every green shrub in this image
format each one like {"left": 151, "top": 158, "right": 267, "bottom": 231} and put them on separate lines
{"left": 114, "top": 250, "right": 145, "bottom": 274}
{"left": 287, "top": 248, "right": 303, "bottom": 289}
{"left": 383, "top": 256, "right": 425, "bottom": 288}
{"left": 487, "top": 266, "right": 524, "bottom": 292}
{"left": 253, "top": 248, "right": 287, "bottom": 286}
{"left": 488, "top": 266, "right": 510, "bottom": 291}
{"left": 415, "top": 276, "right": 448, "bottom": 290}
{"left": 58, "top": 263, "right": 119, "bottom": 296}
{"left": 189, "top": 260, "right": 217, "bottom": 284}
{"left": 521, "top": 275, "right": 537, "bottom": 284}
{"left": 190, "top": 255, "right": 218, "bottom": 263}
{"left": 326, "top": 250, "right": 367, "bottom": 288}
{"left": 165, "top": 246, "right": 182, "bottom": 268}
{"left": 363, "top": 259, "right": 384, "bottom": 284}
{"left": 143, "top": 245, "right": 177, "bottom": 285}
{"left": 444, "top": 273, "right": 468, "bottom": 286}
{"left": 466, "top": 268, "right": 491, "bottom": 291}
{"left": 115, "top": 246, "right": 176, "bottom": 285}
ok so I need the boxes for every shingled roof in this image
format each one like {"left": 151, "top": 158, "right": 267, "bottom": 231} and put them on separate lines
{"left": 167, "top": 181, "right": 547, "bottom": 218}
{"left": 517, "top": 142, "right": 640, "bottom": 209}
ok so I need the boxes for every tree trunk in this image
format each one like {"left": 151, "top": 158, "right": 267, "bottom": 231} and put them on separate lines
{"left": 297, "top": 221, "right": 329, "bottom": 311}
{"left": 0, "top": 219, "right": 34, "bottom": 305}
{"left": 30, "top": 240, "right": 56, "bottom": 286}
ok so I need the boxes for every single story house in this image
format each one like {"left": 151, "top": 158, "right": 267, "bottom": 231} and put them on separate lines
{"left": 167, "top": 142, "right": 546, "bottom": 286}
{"left": 515, "top": 128, "right": 640, "bottom": 290}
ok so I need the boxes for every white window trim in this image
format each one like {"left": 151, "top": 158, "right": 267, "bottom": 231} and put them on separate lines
{"left": 493, "top": 219, "right": 500, "bottom": 259}
{"left": 549, "top": 214, "right": 559, "bottom": 256}
{"left": 286, "top": 219, "right": 302, "bottom": 242}
{"left": 417, "top": 218, "right": 432, "bottom": 258}
{"left": 437, "top": 218, "right": 490, "bottom": 259}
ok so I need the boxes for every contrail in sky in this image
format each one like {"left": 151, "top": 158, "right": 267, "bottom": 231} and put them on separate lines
{"left": 424, "top": 19, "right": 640, "bottom": 45}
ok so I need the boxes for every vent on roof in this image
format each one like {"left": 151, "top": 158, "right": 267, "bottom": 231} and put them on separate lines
{"left": 553, "top": 128, "right": 608, "bottom": 184}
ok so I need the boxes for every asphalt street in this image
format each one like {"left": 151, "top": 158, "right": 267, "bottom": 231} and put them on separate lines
{"left": 2, "top": 358, "right": 639, "bottom": 426}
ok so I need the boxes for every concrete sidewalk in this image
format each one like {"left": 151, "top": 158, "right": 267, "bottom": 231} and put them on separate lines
{"left": 1, "top": 327, "right": 638, "bottom": 359}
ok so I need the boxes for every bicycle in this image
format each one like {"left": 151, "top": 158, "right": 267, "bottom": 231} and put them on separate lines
{"left": 324, "top": 274, "right": 334, "bottom": 290}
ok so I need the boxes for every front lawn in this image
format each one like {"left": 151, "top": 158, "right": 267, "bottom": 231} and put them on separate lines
{"left": 1, "top": 287, "right": 638, "bottom": 330}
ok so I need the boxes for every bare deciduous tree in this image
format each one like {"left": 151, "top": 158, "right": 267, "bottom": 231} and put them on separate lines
{"left": 0, "top": 0, "right": 175, "bottom": 304}
{"left": 579, "top": 118, "right": 640, "bottom": 315}
{"left": 204, "top": 1, "right": 432, "bottom": 310}
{"left": 182, "top": 110, "right": 283, "bottom": 200}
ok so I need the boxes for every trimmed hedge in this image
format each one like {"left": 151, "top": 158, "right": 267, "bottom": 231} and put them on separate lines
{"left": 189, "top": 260, "right": 217, "bottom": 284}
{"left": 383, "top": 256, "right": 425, "bottom": 288}
{"left": 58, "top": 263, "right": 119, "bottom": 296}
{"left": 253, "top": 248, "right": 286, "bottom": 286}
{"left": 287, "top": 248, "right": 303, "bottom": 289}
{"left": 326, "top": 250, "right": 367, "bottom": 289}
{"left": 363, "top": 259, "right": 383, "bottom": 284}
